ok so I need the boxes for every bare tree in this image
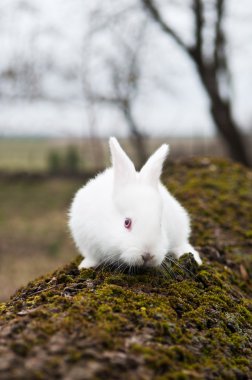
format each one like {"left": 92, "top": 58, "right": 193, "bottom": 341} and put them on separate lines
{"left": 141, "top": 0, "right": 251, "bottom": 166}
{"left": 82, "top": 7, "right": 148, "bottom": 167}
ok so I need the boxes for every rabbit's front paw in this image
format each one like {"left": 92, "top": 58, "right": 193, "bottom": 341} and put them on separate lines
{"left": 78, "top": 257, "right": 98, "bottom": 269}
{"left": 172, "top": 244, "right": 202, "bottom": 265}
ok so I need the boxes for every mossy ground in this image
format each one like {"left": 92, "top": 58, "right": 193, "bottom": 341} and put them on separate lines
{"left": 0, "top": 158, "right": 252, "bottom": 380}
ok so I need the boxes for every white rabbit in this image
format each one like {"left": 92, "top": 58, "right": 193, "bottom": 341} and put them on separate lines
{"left": 68, "top": 137, "right": 202, "bottom": 269}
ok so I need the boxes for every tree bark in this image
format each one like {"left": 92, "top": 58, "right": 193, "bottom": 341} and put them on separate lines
{"left": 210, "top": 99, "right": 250, "bottom": 165}
{"left": 194, "top": 61, "right": 250, "bottom": 166}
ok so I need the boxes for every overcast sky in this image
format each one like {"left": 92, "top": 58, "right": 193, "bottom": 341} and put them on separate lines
{"left": 0, "top": 0, "right": 252, "bottom": 138}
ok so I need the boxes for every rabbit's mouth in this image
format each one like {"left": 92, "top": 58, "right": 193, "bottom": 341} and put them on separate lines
{"left": 120, "top": 254, "right": 161, "bottom": 268}
{"left": 117, "top": 246, "right": 166, "bottom": 269}
{"left": 141, "top": 252, "right": 154, "bottom": 266}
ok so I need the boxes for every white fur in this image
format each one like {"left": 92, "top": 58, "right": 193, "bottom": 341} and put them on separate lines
{"left": 68, "top": 137, "right": 202, "bottom": 269}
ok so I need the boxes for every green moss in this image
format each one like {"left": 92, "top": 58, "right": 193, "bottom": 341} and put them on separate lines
{"left": 0, "top": 303, "right": 7, "bottom": 312}
{"left": 10, "top": 342, "right": 31, "bottom": 357}
{"left": 0, "top": 158, "right": 252, "bottom": 379}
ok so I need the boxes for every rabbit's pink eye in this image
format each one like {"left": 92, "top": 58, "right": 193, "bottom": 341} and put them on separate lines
{"left": 124, "top": 218, "right": 132, "bottom": 229}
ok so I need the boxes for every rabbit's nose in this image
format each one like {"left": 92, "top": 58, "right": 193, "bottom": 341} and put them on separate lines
{"left": 141, "top": 253, "right": 154, "bottom": 264}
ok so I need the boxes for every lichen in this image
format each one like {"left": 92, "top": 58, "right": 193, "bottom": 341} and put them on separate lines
{"left": 0, "top": 157, "right": 252, "bottom": 379}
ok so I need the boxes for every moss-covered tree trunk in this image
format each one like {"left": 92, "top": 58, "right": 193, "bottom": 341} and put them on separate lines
{"left": 0, "top": 158, "right": 252, "bottom": 380}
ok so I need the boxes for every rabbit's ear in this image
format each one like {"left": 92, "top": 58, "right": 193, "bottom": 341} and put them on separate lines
{"left": 140, "top": 144, "right": 169, "bottom": 187}
{"left": 109, "top": 137, "right": 136, "bottom": 190}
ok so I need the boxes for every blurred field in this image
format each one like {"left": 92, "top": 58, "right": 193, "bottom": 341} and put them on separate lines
{"left": 0, "top": 138, "right": 88, "bottom": 172}
{"left": 0, "top": 176, "right": 84, "bottom": 301}
{"left": 0, "top": 137, "right": 228, "bottom": 173}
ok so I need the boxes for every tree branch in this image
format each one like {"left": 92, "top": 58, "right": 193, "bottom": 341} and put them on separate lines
{"left": 213, "top": 0, "right": 232, "bottom": 103}
{"left": 214, "top": 0, "right": 226, "bottom": 71}
{"left": 192, "top": 0, "right": 204, "bottom": 64}
{"left": 141, "top": 0, "right": 194, "bottom": 58}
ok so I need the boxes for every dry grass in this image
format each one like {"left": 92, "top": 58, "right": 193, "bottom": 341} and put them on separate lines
{"left": 0, "top": 176, "right": 84, "bottom": 301}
